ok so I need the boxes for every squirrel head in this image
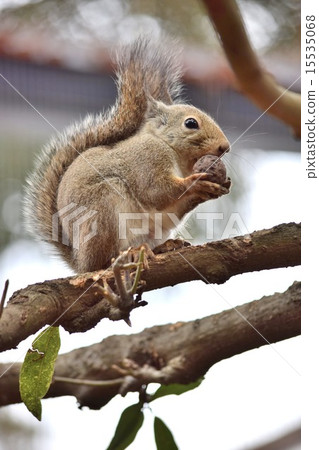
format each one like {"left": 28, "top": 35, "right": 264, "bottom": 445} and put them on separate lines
{"left": 144, "top": 98, "right": 230, "bottom": 175}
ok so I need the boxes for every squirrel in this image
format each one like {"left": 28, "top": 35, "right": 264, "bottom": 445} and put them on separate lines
{"left": 24, "top": 37, "right": 231, "bottom": 275}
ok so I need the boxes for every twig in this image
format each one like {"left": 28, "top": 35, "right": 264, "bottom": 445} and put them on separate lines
{"left": 204, "top": 0, "right": 301, "bottom": 137}
{"left": 54, "top": 376, "right": 124, "bottom": 387}
{"left": 0, "top": 279, "right": 9, "bottom": 319}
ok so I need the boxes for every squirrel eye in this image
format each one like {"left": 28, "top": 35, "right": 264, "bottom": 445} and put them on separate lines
{"left": 184, "top": 118, "right": 199, "bottom": 129}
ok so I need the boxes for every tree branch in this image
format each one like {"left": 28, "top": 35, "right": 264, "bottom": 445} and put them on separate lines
{"left": 0, "top": 281, "right": 301, "bottom": 409}
{"left": 203, "top": 0, "right": 301, "bottom": 137}
{"left": 0, "top": 223, "right": 300, "bottom": 352}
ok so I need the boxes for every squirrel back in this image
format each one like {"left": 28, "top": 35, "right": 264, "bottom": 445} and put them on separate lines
{"left": 24, "top": 37, "right": 182, "bottom": 257}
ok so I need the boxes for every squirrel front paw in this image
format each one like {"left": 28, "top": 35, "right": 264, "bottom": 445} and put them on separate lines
{"left": 183, "top": 173, "right": 230, "bottom": 201}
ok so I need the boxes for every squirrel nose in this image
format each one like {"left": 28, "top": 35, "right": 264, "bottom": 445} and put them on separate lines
{"left": 218, "top": 142, "right": 230, "bottom": 155}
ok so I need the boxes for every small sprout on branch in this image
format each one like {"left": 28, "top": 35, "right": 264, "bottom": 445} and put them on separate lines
{"left": 0, "top": 279, "right": 9, "bottom": 319}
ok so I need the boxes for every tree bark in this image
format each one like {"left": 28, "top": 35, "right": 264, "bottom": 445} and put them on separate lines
{"left": 0, "top": 223, "right": 300, "bottom": 352}
{"left": 0, "top": 281, "right": 300, "bottom": 409}
{"left": 203, "top": 0, "right": 301, "bottom": 137}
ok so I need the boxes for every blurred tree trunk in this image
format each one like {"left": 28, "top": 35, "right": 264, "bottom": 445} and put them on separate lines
{"left": 204, "top": 0, "right": 301, "bottom": 138}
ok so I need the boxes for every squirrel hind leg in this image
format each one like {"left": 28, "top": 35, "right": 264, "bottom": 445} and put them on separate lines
{"left": 97, "top": 247, "right": 148, "bottom": 326}
{"left": 127, "top": 243, "right": 156, "bottom": 270}
{"left": 73, "top": 239, "right": 113, "bottom": 273}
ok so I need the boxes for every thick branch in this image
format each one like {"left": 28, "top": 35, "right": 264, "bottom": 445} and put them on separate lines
{"left": 203, "top": 0, "right": 301, "bottom": 137}
{"left": 0, "top": 222, "right": 300, "bottom": 352}
{"left": 0, "top": 281, "right": 301, "bottom": 409}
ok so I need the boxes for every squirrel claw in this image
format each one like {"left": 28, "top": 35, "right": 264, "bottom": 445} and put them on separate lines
{"left": 127, "top": 243, "right": 156, "bottom": 270}
{"left": 222, "top": 177, "right": 232, "bottom": 190}
{"left": 153, "top": 238, "right": 191, "bottom": 254}
{"left": 123, "top": 316, "right": 132, "bottom": 327}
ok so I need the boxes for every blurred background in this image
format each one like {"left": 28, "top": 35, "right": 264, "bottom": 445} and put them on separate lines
{"left": 0, "top": 1, "right": 300, "bottom": 449}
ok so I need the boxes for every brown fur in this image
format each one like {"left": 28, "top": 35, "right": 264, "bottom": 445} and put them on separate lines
{"left": 24, "top": 37, "right": 230, "bottom": 273}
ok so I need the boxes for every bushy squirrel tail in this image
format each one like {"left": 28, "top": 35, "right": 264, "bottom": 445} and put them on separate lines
{"left": 23, "top": 36, "right": 183, "bottom": 252}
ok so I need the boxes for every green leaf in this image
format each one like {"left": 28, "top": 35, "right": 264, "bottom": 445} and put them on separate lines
{"left": 154, "top": 416, "right": 178, "bottom": 450}
{"left": 19, "top": 326, "right": 61, "bottom": 421}
{"left": 150, "top": 377, "right": 204, "bottom": 402}
{"left": 107, "top": 403, "right": 144, "bottom": 450}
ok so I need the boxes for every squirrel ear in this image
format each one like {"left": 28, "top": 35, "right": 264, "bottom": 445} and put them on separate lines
{"left": 146, "top": 97, "right": 169, "bottom": 125}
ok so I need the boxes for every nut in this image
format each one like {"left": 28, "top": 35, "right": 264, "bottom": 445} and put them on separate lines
{"left": 192, "top": 155, "right": 227, "bottom": 185}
